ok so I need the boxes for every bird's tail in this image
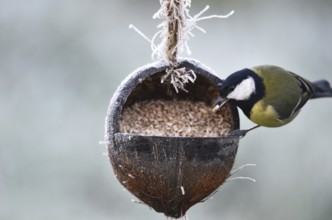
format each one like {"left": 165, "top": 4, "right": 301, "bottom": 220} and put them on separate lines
{"left": 311, "top": 80, "right": 332, "bottom": 99}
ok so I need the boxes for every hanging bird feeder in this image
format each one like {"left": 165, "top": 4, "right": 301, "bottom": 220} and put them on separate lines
{"left": 104, "top": 0, "right": 244, "bottom": 218}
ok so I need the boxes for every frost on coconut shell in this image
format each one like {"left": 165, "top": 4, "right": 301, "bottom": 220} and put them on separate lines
{"left": 105, "top": 59, "right": 241, "bottom": 218}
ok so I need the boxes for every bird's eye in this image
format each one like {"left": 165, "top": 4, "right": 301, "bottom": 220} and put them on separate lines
{"left": 228, "top": 85, "right": 236, "bottom": 92}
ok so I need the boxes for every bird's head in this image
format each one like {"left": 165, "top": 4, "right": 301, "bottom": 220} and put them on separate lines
{"left": 213, "top": 69, "right": 265, "bottom": 115}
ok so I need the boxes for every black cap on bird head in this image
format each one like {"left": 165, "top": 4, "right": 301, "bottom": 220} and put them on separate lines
{"left": 213, "top": 68, "right": 265, "bottom": 116}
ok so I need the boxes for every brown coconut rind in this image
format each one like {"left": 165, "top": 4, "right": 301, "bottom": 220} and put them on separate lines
{"left": 105, "top": 59, "right": 241, "bottom": 218}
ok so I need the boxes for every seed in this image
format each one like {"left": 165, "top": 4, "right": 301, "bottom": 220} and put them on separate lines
{"left": 120, "top": 99, "right": 232, "bottom": 137}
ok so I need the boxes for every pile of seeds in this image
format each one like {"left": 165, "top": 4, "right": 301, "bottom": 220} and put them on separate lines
{"left": 120, "top": 99, "right": 232, "bottom": 137}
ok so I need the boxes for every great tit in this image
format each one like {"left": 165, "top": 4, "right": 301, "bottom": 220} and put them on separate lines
{"left": 213, "top": 65, "right": 332, "bottom": 128}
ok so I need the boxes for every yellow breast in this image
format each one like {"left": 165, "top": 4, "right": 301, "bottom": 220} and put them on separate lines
{"left": 250, "top": 100, "right": 296, "bottom": 127}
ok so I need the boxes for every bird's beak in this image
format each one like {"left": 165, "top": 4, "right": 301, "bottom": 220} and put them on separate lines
{"left": 212, "top": 97, "right": 229, "bottom": 112}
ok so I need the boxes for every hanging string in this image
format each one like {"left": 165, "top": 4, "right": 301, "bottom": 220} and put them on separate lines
{"left": 130, "top": 0, "right": 234, "bottom": 92}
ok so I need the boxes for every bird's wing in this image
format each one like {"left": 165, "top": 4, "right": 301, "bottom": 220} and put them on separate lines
{"left": 289, "top": 71, "right": 315, "bottom": 113}
{"left": 266, "top": 71, "right": 313, "bottom": 121}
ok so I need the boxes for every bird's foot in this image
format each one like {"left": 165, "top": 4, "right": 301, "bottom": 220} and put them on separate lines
{"left": 229, "top": 125, "right": 260, "bottom": 138}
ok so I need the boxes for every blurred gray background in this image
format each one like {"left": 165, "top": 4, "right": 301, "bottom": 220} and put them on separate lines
{"left": 1, "top": 0, "right": 332, "bottom": 219}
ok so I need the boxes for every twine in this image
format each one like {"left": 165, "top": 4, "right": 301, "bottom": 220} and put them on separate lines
{"left": 164, "top": 0, "right": 182, "bottom": 66}
{"left": 130, "top": 0, "right": 234, "bottom": 92}
{"left": 162, "top": 0, "right": 196, "bottom": 92}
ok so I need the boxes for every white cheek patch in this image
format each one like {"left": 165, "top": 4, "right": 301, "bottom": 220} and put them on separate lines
{"left": 227, "top": 77, "right": 256, "bottom": 100}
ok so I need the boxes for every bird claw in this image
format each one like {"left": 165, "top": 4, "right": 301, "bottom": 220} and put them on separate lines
{"left": 229, "top": 129, "right": 250, "bottom": 138}
{"left": 229, "top": 125, "right": 260, "bottom": 138}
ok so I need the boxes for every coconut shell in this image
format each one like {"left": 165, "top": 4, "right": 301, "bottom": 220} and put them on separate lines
{"left": 105, "top": 59, "right": 241, "bottom": 218}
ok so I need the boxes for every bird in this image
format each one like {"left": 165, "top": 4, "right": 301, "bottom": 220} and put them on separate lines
{"left": 213, "top": 65, "right": 332, "bottom": 131}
